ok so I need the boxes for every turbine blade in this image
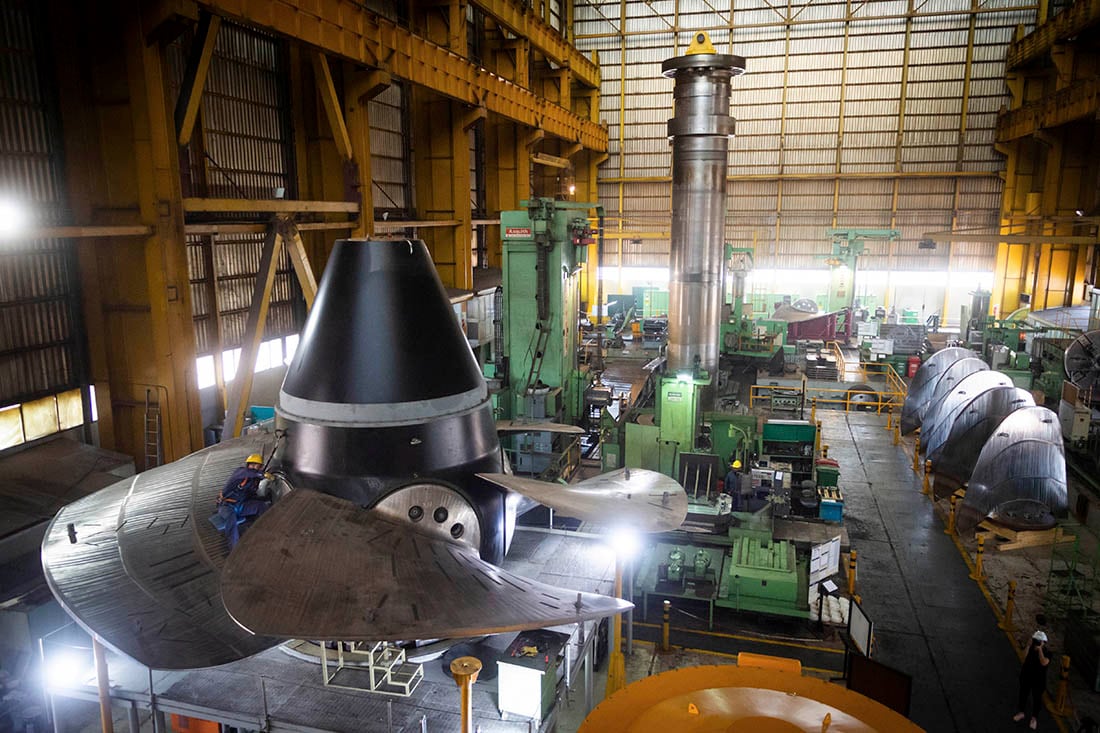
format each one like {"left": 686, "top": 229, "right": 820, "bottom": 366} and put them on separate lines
{"left": 477, "top": 468, "right": 688, "bottom": 532}
{"left": 221, "top": 489, "right": 630, "bottom": 640}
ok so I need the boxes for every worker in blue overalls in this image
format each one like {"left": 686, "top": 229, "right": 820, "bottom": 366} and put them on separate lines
{"left": 724, "top": 459, "right": 744, "bottom": 511}
{"left": 211, "top": 453, "right": 271, "bottom": 550}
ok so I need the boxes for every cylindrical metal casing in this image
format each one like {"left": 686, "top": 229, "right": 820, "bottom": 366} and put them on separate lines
{"left": 662, "top": 45, "right": 745, "bottom": 405}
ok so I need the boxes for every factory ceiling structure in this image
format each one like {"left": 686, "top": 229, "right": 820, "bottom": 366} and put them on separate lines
{"left": 0, "top": 0, "right": 1097, "bottom": 504}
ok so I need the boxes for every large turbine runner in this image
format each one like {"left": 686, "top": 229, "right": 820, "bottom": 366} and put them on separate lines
{"left": 41, "top": 239, "right": 687, "bottom": 670}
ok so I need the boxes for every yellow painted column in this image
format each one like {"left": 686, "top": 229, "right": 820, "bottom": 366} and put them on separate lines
{"left": 411, "top": 90, "right": 473, "bottom": 289}
{"left": 485, "top": 119, "right": 532, "bottom": 270}
{"left": 346, "top": 69, "right": 392, "bottom": 239}
{"left": 54, "top": 2, "right": 203, "bottom": 462}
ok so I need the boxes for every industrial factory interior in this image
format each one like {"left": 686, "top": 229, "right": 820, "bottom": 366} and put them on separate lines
{"left": 4, "top": 0, "right": 1100, "bottom": 731}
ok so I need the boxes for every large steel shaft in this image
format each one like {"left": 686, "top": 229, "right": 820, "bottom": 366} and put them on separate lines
{"left": 662, "top": 37, "right": 745, "bottom": 403}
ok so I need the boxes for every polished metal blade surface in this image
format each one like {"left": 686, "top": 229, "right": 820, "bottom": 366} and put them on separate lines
{"left": 221, "top": 489, "right": 631, "bottom": 640}
{"left": 930, "top": 387, "right": 1033, "bottom": 490}
{"left": 915, "top": 357, "right": 988, "bottom": 441}
{"left": 40, "top": 436, "right": 281, "bottom": 669}
{"left": 921, "top": 371, "right": 1013, "bottom": 458}
{"left": 477, "top": 468, "right": 688, "bottom": 532}
{"left": 960, "top": 406, "right": 1067, "bottom": 531}
{"left": 901, "top": 347, "right": 975, "bottom": 434}
{"left": 495, "top": 420, "right": 586, "bottom": 435}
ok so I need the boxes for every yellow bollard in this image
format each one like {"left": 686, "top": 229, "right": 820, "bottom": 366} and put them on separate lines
{"left": 893, "top": 421, "right": 900, "bottom": 446}
{"left": 1055, "top": 655, "right": 1071, "bottom": 714}
{"left": 822, "top": 444, "right": 829, "bottom": 459}
{"left": 999, "top": 580, "right": 1017, "bottom": 631}
{"left": 970, "top": 534, "right": 985, "bottom": 581}
{"left": 885, "top": 405, "right": 893, "bottom": 430}
{"left": 922, "top": 460, "right": 932, "bottom": 497}
{"left": 661, "top": 600, "right": 671, "bottom": 653}
{"left": 815, "top": 421, "right": 823, "bottom": 455}
{"left": 945, "top": 495, "right": 957, "bottom": 535}
{"left": 450, "top": 657, "right": 483, "bottom": 733}
{"left": 811, "top": 398, "right": 817, "bottom": 423}
{"left": 847, "top": 550, "right": 857, "bottom": 596}
{"left": 912, "top": 430, "right": 921, "bottom": 472}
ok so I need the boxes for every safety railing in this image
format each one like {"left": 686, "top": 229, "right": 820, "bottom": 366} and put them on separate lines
{"left": 749, "top": 372, "right": 907, "bottom": 413}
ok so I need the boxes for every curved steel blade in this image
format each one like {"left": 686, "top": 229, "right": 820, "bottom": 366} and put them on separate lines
{"left": 914, "top": 357, "right": 988, "bottom": 443}
{"left": 40, "top": 437, "right": 282, "bottom": 669}
{"left": 930, "top": 387, "right": 1033, "bottom": 490}
{"left": 921, "top": 371, "right": 1014, "bottom": 457}
{"left": 900, "top": 347, "right": 976, "bottom": 434}
{"left": 221, "top": 489, "right": 631, "bottom": 640}
{"left": 960, "top": 406, "right": 1067, "bottom": 531}
{"left": 477, "top": 468, "right": 688, "bottom": 532}
{"left": 495, "top": 420, "right": 586, "bottom": 435}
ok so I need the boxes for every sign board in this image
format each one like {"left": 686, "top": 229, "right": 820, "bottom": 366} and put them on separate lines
{"left": 848, "top": 597, "right": 874, "bottom": 657}
{"left": 809, "top": 535, "right": 842, "bottom": 586}
{"left": 857, "top": 321, "right": 879, "bottom": 338}
{"left": 504, "top": 227, "right": 532, "bottom": 238}
{"left": 666, "top": 391, "right": 683, "bottom": 402}
{"left": 869, "top": 338, "right": 894, "bottom": 355}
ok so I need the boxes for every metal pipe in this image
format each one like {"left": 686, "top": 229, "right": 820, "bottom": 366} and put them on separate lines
{"left": 663, "top": 33, "right": 745, "bottom": 408}
{"left": 93, "top": 637, "right": 115, "bottom": 733}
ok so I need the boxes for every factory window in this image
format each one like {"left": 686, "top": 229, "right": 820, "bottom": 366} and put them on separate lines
{"left": 196, "top": 336, "right": 298, "bottom": 389}
{"left": 0, "top": 388, "right": 85, "bottom": 452}
{"left": 196, "top": 355, "right": 217, "bottom": 390}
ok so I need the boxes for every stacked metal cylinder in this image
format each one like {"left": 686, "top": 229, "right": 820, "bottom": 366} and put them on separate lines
{"left": 662, "top": 33, "right": 745, "bottom": 407}
{"left": 902, "top": 348, "right": 1066, "bottom": 531}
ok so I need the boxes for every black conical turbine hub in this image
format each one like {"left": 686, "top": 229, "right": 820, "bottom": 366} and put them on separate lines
{"left": 276, "top": 239, "right": 507, "bottom": 561}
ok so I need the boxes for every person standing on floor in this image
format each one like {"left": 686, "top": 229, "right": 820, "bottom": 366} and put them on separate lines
{"left": 1014, "top": 630, "right": 1051, "bottom": 730}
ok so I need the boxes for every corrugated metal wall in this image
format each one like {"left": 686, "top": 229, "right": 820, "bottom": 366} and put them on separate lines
{"left": 0, "top": 0, "right": 83, "bottom": 405}
{"left": 176, "top": 22, "right": 297, "bottom": 201}
{"left": 577, "top": 0, "right": 1036, "bottom": 276}
{"left": 169, "top": 21, "right": 303, "bottom": 353}
{"left": 369, "top": 82, "right": 413, "bottom": 218}
{"left": 186, "top": 233, "right": 302, "bottom": 356}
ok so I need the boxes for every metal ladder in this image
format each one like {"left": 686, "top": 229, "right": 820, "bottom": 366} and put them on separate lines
{"left": 144, "top": 389, "right": 162, "bottom": 470}
{"left": 523, "top": 324, "right": 550, "bottom": 395}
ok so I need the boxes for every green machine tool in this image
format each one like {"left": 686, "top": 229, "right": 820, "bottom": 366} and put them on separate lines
{"left": 498, "top": 199, "right": 601, "bottom": 425}
{"left": 823, "top": 228, "right": 900, "bottom": 313}
{"left": 720, "top": 245, "right": 787, "bottom": 358}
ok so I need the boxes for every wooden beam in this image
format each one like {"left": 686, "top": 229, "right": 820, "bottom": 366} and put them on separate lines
{"left": 374, "top": 218, "right": 462, "bottom": 231}
{"left": 531, "top": 151, "right": 571, "bottom": 169}
{"left": 184, "top": 221, "right": 355, "bottom": 234}
{"left": 174, "top": 12, "right": 221, "bottom": 145}
{"left": 184, "top": 221, "right": 354, "bottom": 234}
{"left": 182, "top": 198, "right": 359, "bottom": 213}
{"left": 311, "top": 51, "right": 354, "bottom": 161}
{"left": 223, "top": 225, "right": 282, "bottom": 441}
{"left": 2, "top": 225, "right": 154, "bottom": 239}
{"left": 278, "top": 219, "right": 319, "bottom": 310}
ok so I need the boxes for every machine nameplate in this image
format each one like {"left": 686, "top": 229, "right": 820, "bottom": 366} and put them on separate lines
{"left": 504, "top": 227, "right": 532, "bottom": 237}
{"left": 667, "top": 391, "right": 683, "bottom": 402}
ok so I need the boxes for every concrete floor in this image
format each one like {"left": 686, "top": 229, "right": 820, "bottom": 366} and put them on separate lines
{"left": 44, "top": 408, "right": 1100, "bottom": 733}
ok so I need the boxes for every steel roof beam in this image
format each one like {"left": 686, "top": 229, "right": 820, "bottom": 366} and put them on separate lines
{"left": 198, "top": 0, "right": 607, "bottom": 151}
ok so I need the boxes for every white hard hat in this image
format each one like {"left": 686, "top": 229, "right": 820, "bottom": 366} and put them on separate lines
{"left": 1032, "top": 630, "right": 1048, "bottom": 643}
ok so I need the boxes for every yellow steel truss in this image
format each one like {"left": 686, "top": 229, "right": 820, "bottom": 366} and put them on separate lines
{"left": 198, "top": 0, "right": 607, "bottom": 151}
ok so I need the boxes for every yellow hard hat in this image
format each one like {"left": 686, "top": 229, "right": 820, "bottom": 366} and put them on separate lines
{"left": 246, "top": 453, "right": 263, "bottom": 465}
{"left": 732, "top": 459, "right": 742, "bottom": 469}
